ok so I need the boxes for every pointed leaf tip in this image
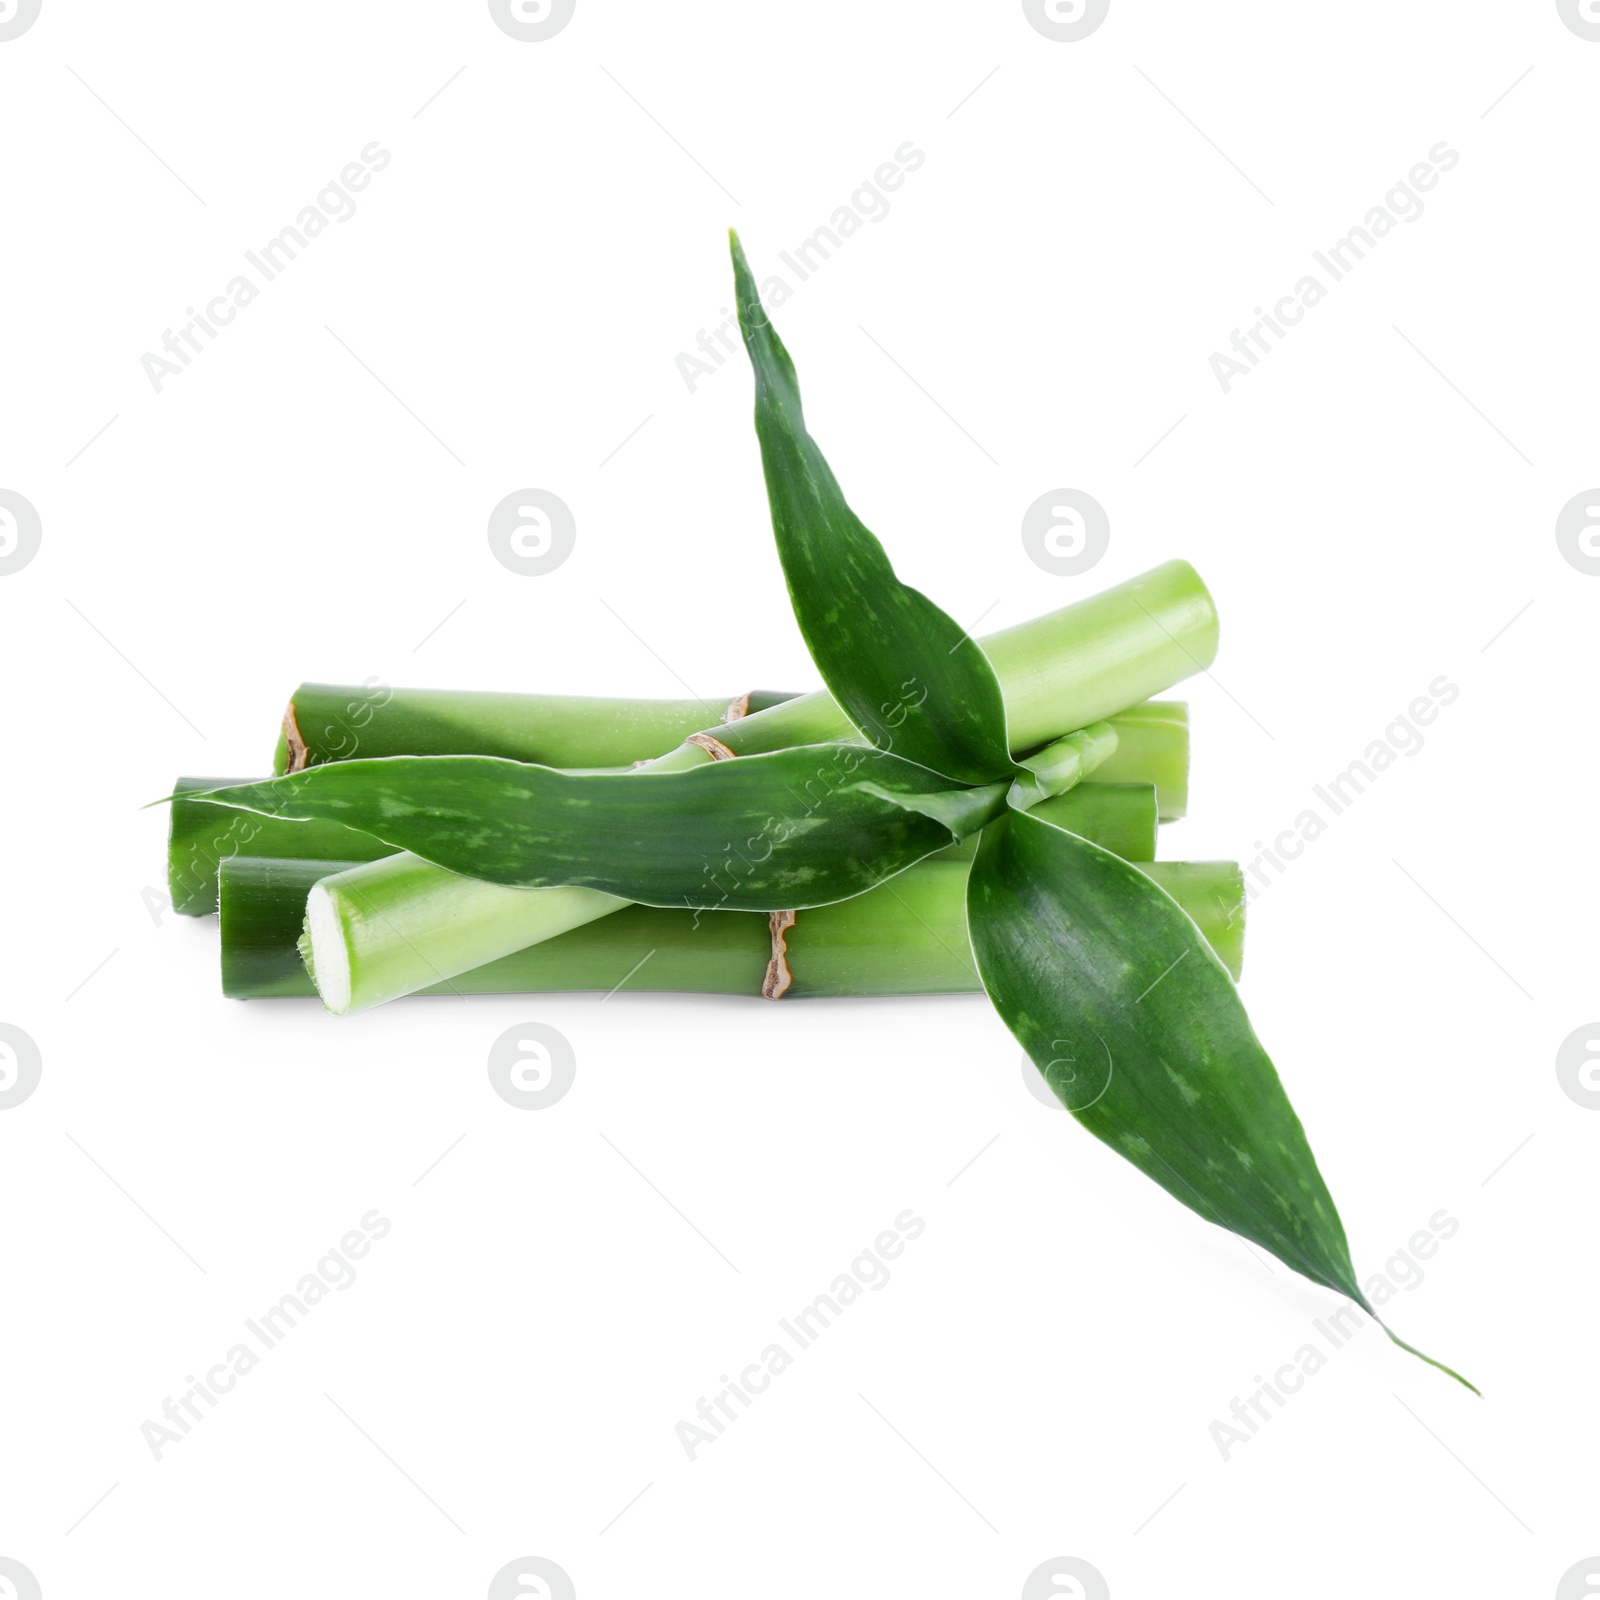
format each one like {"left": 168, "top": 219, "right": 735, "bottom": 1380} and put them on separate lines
{"left": 1382, "top": 1324, "right": 1481, "bottom": 1396}
{"left": 726, "top": 234, "right": 1012, "bottom": 784}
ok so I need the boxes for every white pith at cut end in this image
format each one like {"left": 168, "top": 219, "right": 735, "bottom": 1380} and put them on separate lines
{"left": 305, "top": 881, "right": 353, "bottom": 1015}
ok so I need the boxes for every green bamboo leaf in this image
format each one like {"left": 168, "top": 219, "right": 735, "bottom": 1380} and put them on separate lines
{"left": 183, "top": 747, "right": 1007, "bottom": 911}
{"left": 729, "top": 231, "right": 1012, "bottom": 785}
{"left": 967, "top": 805, "right": 1475, "bottom": 1390}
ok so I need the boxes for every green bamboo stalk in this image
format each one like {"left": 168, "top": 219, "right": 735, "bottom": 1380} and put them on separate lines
{"left": 286, "top": 561, "right": 1217, "bottom": 1013}
{"left": 173, "top": 698, "right": 1181, "bottom": 916}
{"left": 210, "top": 661, "right": 1184, "bottom": 925}
{"left": 1008, "top": 721, "right": 1119, "bottom": 810}
{"left": 1145, "top": 860, "right": 1246, "bottom": 981}
{"left": 277, "top": 691, "right": 1190, "bottom": 821}
{"left": 795, "top": 860, "right": 1245, "bottom": 996}
{"left": 274, "top": 684, "right": 799, "bottom": 773}
{"left": 297, "top": 782, "right": 1164, "bottom": 1010}
{"left": 702, "top": 559, "right": 1215, "bottom": 762}
{"left": 934, "top": 783, "right": 1158, "bottom": 863}
{"left": 177, "top": 691, "right": 797, "bottom": 916}
{"left": 172, "top": 723, "right": 1177, "bottom": 915}
{"left": 1087, "top": 699, "right": 1189, "bottom": 821}
{"left": 220, "top": 853, "right": 1243, "bottom": 1000}
{"left": 167, "top": 777, "right": 391, "bottom": 916}
{"left": 224, "top": 784, "right": 1160, "bottom": 996}
{"left": 279, "top": 561, "right": 1212, "bottom": 772}
{"left": 275, "top": 566, "right": 1203, "bottom": 804}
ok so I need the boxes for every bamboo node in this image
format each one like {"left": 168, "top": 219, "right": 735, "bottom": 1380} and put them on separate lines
{"left": 282, "top": 701, "right": 310, "bottom": 773}
{"left": 687, "top": 731, "right": 738, "bottom": 762}
{"left": 762, "top": 909, "right": 797, "bottom": 1000}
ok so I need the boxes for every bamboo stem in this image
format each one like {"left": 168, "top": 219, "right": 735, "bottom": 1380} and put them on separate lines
{"left": 1086, "top": 699, "right": 1189, "bottom": 821}
{"left": 704, "top": 560, "right": 1216, "bottom": 761}
{"left": 294, "top": 562, "right": 1218, "bottom": 1012}
{"left": 177, "top": 693, "right": 794, "bottom": 915}
{"left": 226, "top": 785, "right": 1161, "bottom": 997}
{"left": 273, "top": 684, "right": 799, "bottom": 774}
{"left": 1007, "top": 720, "right": 1119, "bottom": 810}
{"left": 221, "top": 854, "right": 1244, "bottom": 1000}
{"left": 167, "top": 776, "right": 391, "bottom": 916}
{"left": 170, "top": 701, "right": 1182, "bottom": 918}
{"left": 934, "top": 784, "right": 1158, "bottom": 864}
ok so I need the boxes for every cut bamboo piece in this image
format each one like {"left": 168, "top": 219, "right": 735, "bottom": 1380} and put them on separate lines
{"left": 220, "top": 854, "right": 1244, "bottom": 1000}
{"left": 274, "top": 685, "right": 799, "bottom": 773}
{"left": 295, "top": 562, "right": 1218, "bottom": 1012}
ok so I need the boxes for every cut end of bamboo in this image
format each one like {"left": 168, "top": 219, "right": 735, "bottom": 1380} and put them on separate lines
{"left": 304, "top": 882, "right": 353, "bottom": 1014}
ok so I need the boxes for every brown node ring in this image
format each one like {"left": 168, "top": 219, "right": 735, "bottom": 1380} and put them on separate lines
{"left": 689, "top": 705, "right": 797, "bottom": 998}
{"left": 281, "top": 701, "right": 310, "bottom": 773}
{"left": 763, "top": 910, "right": 797, "bottom": 1000}
{"left": 687, "top": 731, "right": 738, "bottom": 762}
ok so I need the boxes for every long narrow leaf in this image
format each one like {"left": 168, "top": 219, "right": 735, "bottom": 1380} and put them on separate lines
{"left": 183, "top": 748, "right": 1007, "bottom": 911}
{"left": 967, "top": 805, "right": 1475, "bottom": 1389}
{"left": 730, "top": 232, "right": 1012, "bottom": 785}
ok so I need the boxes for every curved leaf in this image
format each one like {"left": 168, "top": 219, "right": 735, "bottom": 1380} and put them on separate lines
{"left": 729, "top": 231, "right": 1012, "bottom": 785}
{"left": 966, "top": 805, "right": 1475, "bottom": 1389}
{"left": 184, "top": 747, "right": 1007, "bottom": 912}
{"left": 968, "top": 806, "right": 1361, "bottom": 1291}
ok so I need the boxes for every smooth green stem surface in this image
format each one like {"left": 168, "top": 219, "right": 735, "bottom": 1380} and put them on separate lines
{"left": 221, "top": 854, "right": 1244, "bottom": 1000}
{"left": 1145, "top": 861, "right": 1246, "bottom": 981}
{"left": 1088, "top": 700, "right": 1190, "bottom": 821}
{"left": 168, "top": 776, "right": 392, "bottom": 916}
{"left": 274, "top": 685, "right": 799, "bottom": 774}
{"left": 183, "top": 694, "right": 795, "bottom": 915}
{"left": 702, "top": 559, "right": 1215, "bottom": 761}
{"left": 301, "top": 857, "right": 628, "bottom": 1015}
{"left": 934, "top": 783, "right": 1159, "bottom": 864}
{"left": 302, "top": 562, "right": 1218, "bottom": 1012}
{"left": 1007, "top": 720, "right": 1118, "bottom": 811}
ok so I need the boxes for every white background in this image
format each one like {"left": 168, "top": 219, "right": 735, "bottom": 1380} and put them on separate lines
{"left": 1, "top": 3, "right": 1596, "bottom": 1597}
